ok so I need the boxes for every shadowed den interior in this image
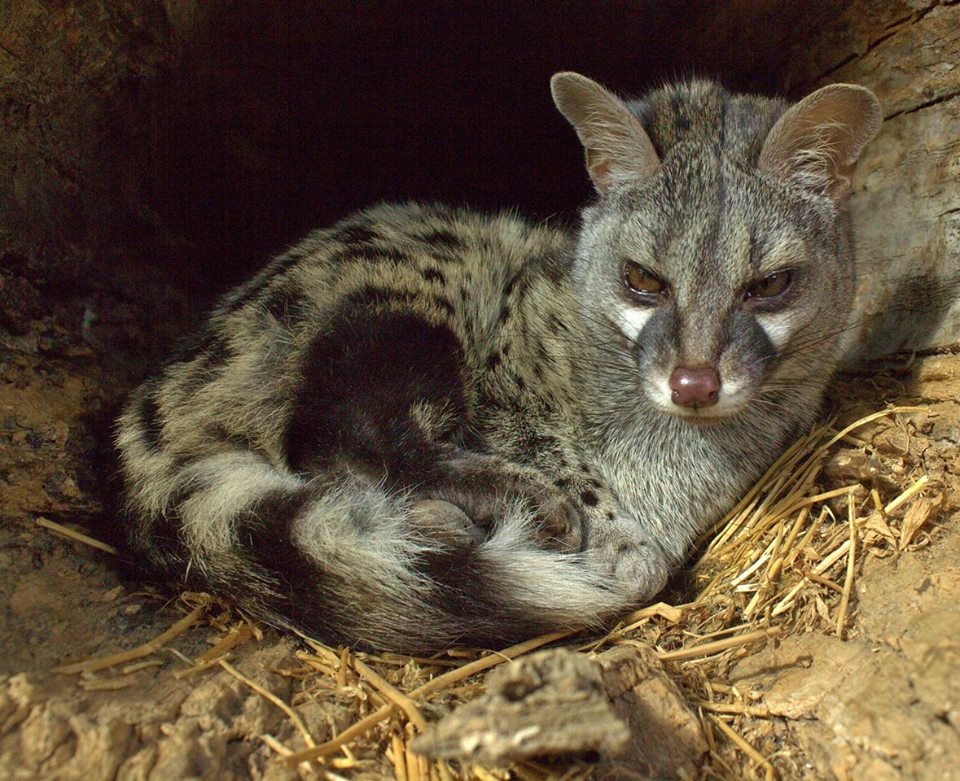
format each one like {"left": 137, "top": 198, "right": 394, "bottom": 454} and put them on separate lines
{"left": 117, "top": 1, "right": 840, "bottom": 301}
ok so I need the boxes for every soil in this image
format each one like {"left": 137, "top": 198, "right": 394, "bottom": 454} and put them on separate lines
{"left": 1, "top": 309, "right": 959, "bottom": 780}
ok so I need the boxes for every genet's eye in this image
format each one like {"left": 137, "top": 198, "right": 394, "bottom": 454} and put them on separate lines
{"left": 745, "top": 270, "right": 793, "bottom": 300}
{"left": 623, "top": 261, "right": 666, "bottom": 298}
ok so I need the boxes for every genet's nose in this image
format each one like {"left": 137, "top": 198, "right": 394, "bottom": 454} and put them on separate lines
{"left": 669, "top": 366, "right": 721, "bottom": 409}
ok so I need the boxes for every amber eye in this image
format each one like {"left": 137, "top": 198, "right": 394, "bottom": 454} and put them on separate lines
{"left": 623, "top": 262, "right": 666, "bottom": 297}
{"left": 745, "top": 270, "right": 793, "bottom": 300}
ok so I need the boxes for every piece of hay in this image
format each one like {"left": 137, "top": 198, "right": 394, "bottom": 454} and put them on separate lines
{"left": 57, "top": 600, "right": 208, "bottom": 674}
{"left": 36, "top": 516, "right": 118, "bottom": 555}
{"left": 218, "top": 659, "right": 317, "bottom": 749}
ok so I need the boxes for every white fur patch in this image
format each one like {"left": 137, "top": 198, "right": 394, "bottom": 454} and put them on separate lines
{"left": 617, "top": 305, "right": 653, "bottom": 342}
{"left": 475, "top": 504, "right": 632, "bottom": 622}
{"left": 292, "top": 477, "right": 426, "bottom": 566}
{"left": 756, "top": 311, "right": 794, "bottom": 351}
{"left": 176, "top": 453, "right": 303, "bottom": 556}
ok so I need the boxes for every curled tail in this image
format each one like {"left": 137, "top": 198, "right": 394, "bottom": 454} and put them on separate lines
{"left": 117, "top": 421, "right": 632, "bottom": 653}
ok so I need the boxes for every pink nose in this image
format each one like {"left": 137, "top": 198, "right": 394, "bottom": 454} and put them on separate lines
{"left": 669, "top": 366, "right": 721, "bottom": 408}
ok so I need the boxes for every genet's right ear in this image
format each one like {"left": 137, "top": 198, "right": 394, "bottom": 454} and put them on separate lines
{"left": 550, "top": 72, "right": 660, "bottom": 194}
{"left": 759, "top": 83, "right": 882, "bottom": 200}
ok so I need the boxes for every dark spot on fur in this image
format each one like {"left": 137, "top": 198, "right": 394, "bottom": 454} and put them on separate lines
{"left": 374, "top": 247, "right": 409, "bottom": 264}
{"left": 167, "top": 326, "right": 231, "bottom": 369}
{"left": 335, "top": 224, "right": 379, "bottom": 246}
{"left": 265, "top": 250, "right": 305, "bottom": 279}
{"left": 504, "top": 272, "right": 522, "bottom": 296}
{"left": 220, "top": 251, "right": 303, "bottom": 314}
{"left": 497, "top": 304, "right": 511, "bottom": 324}
{"left": 554, "top": 477, "right": 571, "bottom": 489}
{"left": 458, "top": 285, "right": 471, "bottom": 302}
{"left": 284, "top": 309, "right": 466, "bottom": 477}
{"left": 190, "top": 328, "right": 230, "bottom": 359}
{"left": 512, "top": 273, "right": 533, "bottom": 300}
{"left": 606, "top": 511, "right": 615, "bottom": 520}
{"left": 418, "top": 229, "right": 465, "bottom": 253}
{"left": 264, "top": 284, "right": 307, "bottom": 326}
{"left": 580, "top": 490, "right": 599, "bottom": 507}
{"left": 511, "top": 427, "right": 560, "bottom": 465}
{"left": 237, "top": 489, "right": 313, "bottom": 556}
{"left": 169, "top": 331, "right": 234, "bottom": 395}
{"left": 422, "top": 267, "right": 446, "bottom": 285}
{"left": 486, "top": 352, "right": 501, "bottom": 370}
{"left": 539, "top": 253, "right": 568, "bottom": 283}
{"left": 432, "top": 295, "right": 454, "bottom": 316}
{"left": 671, "top": 92, "right": 691, "bottom": 132}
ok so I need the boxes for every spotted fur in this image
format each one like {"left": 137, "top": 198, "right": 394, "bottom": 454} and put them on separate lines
{"left": 116, "top": 75, "right": 880, "bottom": 653}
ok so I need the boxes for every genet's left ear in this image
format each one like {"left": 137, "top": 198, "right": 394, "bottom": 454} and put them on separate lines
{"left": 550, "top": 72, "right": 660, "bottom": 195}
{"left": 758, "top": 83, "right": 882, "bottom": 200}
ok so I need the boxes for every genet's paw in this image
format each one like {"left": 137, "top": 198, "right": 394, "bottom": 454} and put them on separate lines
{"left": 584, "top": 523, "right": 670, "bottom": 603}
{"left": 425, "top": 454, "right": 583, "bottom": 552}
{"left": 527, "top": 492, "right": 583, "bottom": 553}
{"left": 408, "top": 499, "right": 485, "bottom": 548}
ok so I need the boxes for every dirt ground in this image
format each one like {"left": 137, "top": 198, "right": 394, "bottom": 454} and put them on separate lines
{"left": 1, "top": 309, "right": 958, "bottom": 779}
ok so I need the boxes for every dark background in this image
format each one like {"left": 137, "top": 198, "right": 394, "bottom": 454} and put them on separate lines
{"left": 140, "top": 1, "right": 835, "bottom": 293}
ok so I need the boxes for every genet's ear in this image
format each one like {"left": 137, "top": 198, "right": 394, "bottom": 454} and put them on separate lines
{"left": 759, "top": 83, "right": 882, "bottom": 200}
{"left": 550, "top": 72, "right": 660, "bottom": 194}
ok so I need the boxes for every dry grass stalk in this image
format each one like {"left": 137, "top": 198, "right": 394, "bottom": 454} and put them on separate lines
{"left": 353, "top": 657, "right": 429, "bottom": 731}
{"left": 659, "top": 627, "right": 782, "bottom": 663}
{"left": 173, "top": 654, "right": 234, "bottom": 679}
{"left": 885, "top": 474, "right": 929, "bottom": 514}
{"left": 261, "top": 734, "right": 294, "bottom": 757}
{"left": 78, "top": 675, "right": 137, "bottom": 691}
{"left": 285, "top": 629, "right": 574, "bottom": 766}
{"left": 196, "top": 622, "right": 254, "bottom": 664}
{"left": 390, "top": 733, "right": 409, "bottom": 781}
{"left": 57, "top": 600, "right": 208, "bottom": 674}
{"left": 709, "top": 715, "right": 775, "bottom": 781}
{"left": 36, "top": 516, "right": 118, "bottom": 555}
{"left": 835, "top": 495, "right": 858, "bottom": 638}
{"left": 802, "top": 569, "right": 843, "bottom": 592}
{"left": 120, "top": 659, "right": 163, "bottom": 674}
{"left": 218, "top": 659, "right": 317, "bottom": 749}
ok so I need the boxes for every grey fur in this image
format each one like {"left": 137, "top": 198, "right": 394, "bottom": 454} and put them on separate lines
{"left": 116, "top": 75, "right": 881, "bottom": 652}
